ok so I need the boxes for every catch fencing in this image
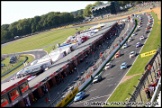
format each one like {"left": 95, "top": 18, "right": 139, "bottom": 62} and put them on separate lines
{"left": 127, "top": 47, "right": 161, "bottom": 107}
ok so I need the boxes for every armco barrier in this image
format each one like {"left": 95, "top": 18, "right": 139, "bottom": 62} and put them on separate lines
{"left": 1, "top": 56, "right": 28, "bottom": 77}
{"left": 78, "top": 18, "right": 136, "bottom": 91}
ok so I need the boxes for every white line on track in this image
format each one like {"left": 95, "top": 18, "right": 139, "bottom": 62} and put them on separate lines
{"left": 73, "top": 94, "right": 110, "bottom": 105}
{"left": 86, "top": 95, "right": 110, "bottom": 102}
{"left": 88, "top": 89, "right": 96, "bottom": 93}
{"left": 103, "top": 73, "right": 110, "bottom": 77}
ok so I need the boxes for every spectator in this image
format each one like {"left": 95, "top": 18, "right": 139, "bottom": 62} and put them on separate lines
{"left": 91, "top": 75, "right": 93, "bottom": 80}
{"left": 62, "top": 75, "right": 64, "bottom": 83}
{"left": 144, "top": 88, "right": 151, "bottom": 99}
{"left": 150, "top": 81, "right": 157, "bottom": 90}
{"left": 45, "top": 97, "right": 49, "bottom": 103}
{"left": 33, "top": 97, "right": 37, "bottom": 102}
{"left": 148, "top": 85, "right": 154, "bottom": 96}
{"left": 43, "top": 85, "right": 46, "bottom": 94}
{"left": 155, "top": 77, "right": 160, "bottom": 84}
{"left": 25, "top": 103, "right": 29, "bottom": 107}
{"left": 157, "top": 69, "right": 161, "bottom": 77}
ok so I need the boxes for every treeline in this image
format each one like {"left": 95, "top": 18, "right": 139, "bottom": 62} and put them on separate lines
{"left": 1, "top": 1, "right": 106, "bottom": 44}
{"left": 1, "top": 1, "right": 149, "bottom": 44}
{"left": 118, "top": 1, "right": 152, "bottom": 6}
{"left": 1, "top": 12, "right": 84, "bottom": 43}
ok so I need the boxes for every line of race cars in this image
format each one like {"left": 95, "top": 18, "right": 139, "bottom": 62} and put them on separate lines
{"left": 71, "top": 13, "right": 154, "bottom": 104}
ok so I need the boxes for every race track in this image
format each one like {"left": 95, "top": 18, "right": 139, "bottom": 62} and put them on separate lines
{"left": 69, "top": 13, "right": 152, "bottom": 107}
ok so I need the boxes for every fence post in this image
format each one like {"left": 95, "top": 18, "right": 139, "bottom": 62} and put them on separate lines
{"left": 154, "top": 56, "right": 159, "bottom": 69}
{"left": 133, "top": 85, "right": 143, "bottom": 103}
{"left": 151, "top": 64, "right": 157, "bottom": 78}
{"left": 139, "top": 91, "right": 143, "bottom": 103}
{"left": 142, "top": 81, "right": 146, "bottom": 88}
{"left": 149, "top": 71, "right": 154, "bottom": 82}
{"left": 156, "top": 54, "right": 161, "bottom": 67}
{"left": 146, "top": 76, "right": 150, "bottom": 85}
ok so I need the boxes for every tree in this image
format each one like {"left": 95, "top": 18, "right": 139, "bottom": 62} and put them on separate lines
{"left": 1, "top": 29, "right": 11, "bottom": 43}
{"left": 83, "top": 4, "right": 93, "bottom": 17}
{"left": 71, "top": 9, "right": 84, "bottom": 18}
{"left": 118, "top": 1, "right": 126, "bottom": 6}
{"left": 8, "top": 22, "right": 19, "bottom": 38}
{"left": 93, "top": 1, "right": 104, "bottom": 7}
{"left": 78, "top": 9, "right": 84, "bottom": 17}
{"left": 1, "top": 9, "right": 84, "bottom": 43}
{"left": 1, "top": 24, "right": 9, "bottom": 30}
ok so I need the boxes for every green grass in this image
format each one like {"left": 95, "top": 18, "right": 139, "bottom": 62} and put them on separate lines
{"left": 127, "top": 12, "right": 161, "bottom": 76}
{"left": 1, "top": 55, "right": 34, "bottom": 80}
{"left": 2, "top": 26, "right": 91, "bottom": 54}
{"left": 128, "top": 7, "right": 134, "bottom": 11}
{"left": 106, "top": 11, "right": 161, "bottom": 106}
{"left": 1, "top": 56, "right": 25, "bottom": 74}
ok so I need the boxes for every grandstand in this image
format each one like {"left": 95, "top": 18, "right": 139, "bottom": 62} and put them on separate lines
{"left": 91, "top": 1, "right": 120, "bottom": 17}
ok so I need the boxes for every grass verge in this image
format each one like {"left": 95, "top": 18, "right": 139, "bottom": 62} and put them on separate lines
{"left": 2, "top": 26, "right": 90, "bottom": 54}
{"left": 1, "top": 56, "right": 26, "bottom": 74}
{"left": 1, "top": 54, "right": 34, "bottom": 80}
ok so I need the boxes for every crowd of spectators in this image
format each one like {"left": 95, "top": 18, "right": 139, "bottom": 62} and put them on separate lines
{"left": 144, "top": 69, "right": 161, "bottom": 100}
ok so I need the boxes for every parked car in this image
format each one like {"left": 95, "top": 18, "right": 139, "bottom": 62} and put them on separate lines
{"left": 128, "top": 37, "right": 133, "bottom": 43}
{"left": 129, "top": 51, "right": 136, "bottom": 58}
{"left": 137, "top": 25, "right": 142, "bottom": 28}
{"left": 140, "top": 35, "right": 145, "bottom": 40}
{"left": 147, "top": 23, "right": 152, "bottom": 26}
{"left": 131, "top": 33, "right": 136, "bottom": 37}
{"left": 122, "top": 43, "right": 128, "bottom": 49}
{"left": 9, "top": 56, "right": 17, "bottom": 64}
{"left": 146, "top": 26, "right": 151, "bottom": 30}
{"left": 146, "top": 30, "right": 150, "bottom": 34}
{"left": 120, "top": 62, "right": 128, "bottom": 69}
{"left": 74, "top": 91, "right": 86, "bottom": 102}
{"left": 115, "top": 51, "right": 120, "bottom": 58}
{"left": 149, "top": 17, "right": 153, "bottom": 20}
{"left": 92, "top": 75, "right": 102, "bottom": 84}
{"left": 104, "top": 62, "right": 112, "bottom": 70}
{"left": 136, "top": 42, "right": 142, "bottom": 48}
{"left": 68, "top": 86, "right": 74, "bottom": 91}
{"left": 1, "top": 63, "right": 5, "bottom": 67}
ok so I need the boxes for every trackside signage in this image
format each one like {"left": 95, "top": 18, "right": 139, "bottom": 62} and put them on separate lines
{"left": 141, "top": 50, "right": 157, "bottom": 58}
